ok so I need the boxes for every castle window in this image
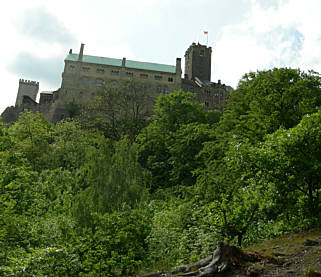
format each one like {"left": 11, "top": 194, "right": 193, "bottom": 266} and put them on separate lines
{"left": 154, "top": 75, "right": 162, "bottom": 81}
{"left": 96, "top": 68, "right": 104, "bottom": 74}
{"left": 126, "top": 72, "right": 134, "bottom": 77}
{"left": 82, "top": 67, "right": 90, "bottom": 72}
{"left": 111, "top": 70, "right": 119, "bottom": 76}
{"left": 140, "top": 73, "right": 148, "bottom": 79}
{"left": 163, "top": 88, "right": 169, "bottom": 94}
{"left": 200, "top": 49, "right": 205, "bottom": 56}
{"left": 69, "top": 65, "right": 75, "bottom": 71}
{"left": 110, "top": 80, "right": 118, "bottom": 87}
{"left": 168, "top": 77, "right": 173, "bottom": 82}
{"left": 95, "top": 79, "right": 104, "bottom": 87}
{"left": 79, "top": 78, "right": 89, "bottom": 86}
{"left": 204, "top": 101, "right": 209, "bottom": 107}
{"left": 156, "top": 87, "right": 162, "bottom": 93}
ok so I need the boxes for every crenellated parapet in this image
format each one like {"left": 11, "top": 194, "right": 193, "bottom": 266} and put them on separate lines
{"left": 19, "top": 79, "right": 40, "bottom": 86}
{"left": 15, "top": 79, "right": 39, "bottom": 107}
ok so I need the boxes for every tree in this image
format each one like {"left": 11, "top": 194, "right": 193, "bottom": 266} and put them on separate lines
{"left": 72, "top": 138, "right": 149, "bottom": 226}
{"left": 80, "top": 80, "right": 155, "bottom": 141}
{"left": 137, "top": 90, "right": 217, "bottom": 191}
{"left": 194, "top": 69, "right": 321, "bottom": 242}
{"left": 219, "top": 68, "right": 321, "bottom": 143}
{"left": 168, "top": 123, "right": 214, "bottom": 187}
{"left": 49, "top": 120, "right": 102, "bottom": 171}
{"left": 9, "top": 111, "right": 53, "bottom": 171}
{"left": 152, "top": 90, "right": 208, "bottom": 132}
{"left": 233, "top": 111, "right": 321, "bottom": 222}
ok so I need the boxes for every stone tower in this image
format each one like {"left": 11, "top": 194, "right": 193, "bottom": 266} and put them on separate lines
{"left": 15, "top": 79, "right": 39, "bottom": 107}
{"left": 184, "top": 42, "right": 212, "bottom": 81}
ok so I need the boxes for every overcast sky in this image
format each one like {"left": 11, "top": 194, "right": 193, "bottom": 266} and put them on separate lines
{"left": 1, "top": 0, "right": 321, "bottom": 114}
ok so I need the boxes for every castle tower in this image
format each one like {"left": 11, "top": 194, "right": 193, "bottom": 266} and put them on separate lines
{"left": 15, "top": 79, "right": 39, "bottom": 107}
{"left": 184, "top": 42, "right": 212, "bottom": 81}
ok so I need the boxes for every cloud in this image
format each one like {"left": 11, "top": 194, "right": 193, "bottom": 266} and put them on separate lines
{"left": 212, "top": 0, "right": 321, "bottom": 88}
{"left": 7, "top": 52, "right": 64, "bottom": 89}
{"left": 15, "top": 6, "right": 76, "bottom": 45}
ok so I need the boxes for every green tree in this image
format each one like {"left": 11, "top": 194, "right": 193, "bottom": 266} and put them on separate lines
{"left": 195, "top": 147, "right": 263, "bottom": 247}
{"left": 9, "top": 111, "right": 53, "bottom": 171}
{"left": 233, "top": 111, "right": 321, "bottom": 223}
{"left": 72, "top": 138, "right": 148, "bottom": 226}
{"left": 195, "top": 68, "right": 321, "bottom": 244}
{"left": 80, "top": 80, "right": 154, "bottom": 141}
{"left": 168, "top": 123, "right": 213, "bottom": 187}
{"left": 49, "top": 120, "right": 101, "bottom": 171}
{"left": 137, "top": 90, "right": 217, "bottom": 191}
{"left": 220, "top": 68, "right": 321, "bottom": 143}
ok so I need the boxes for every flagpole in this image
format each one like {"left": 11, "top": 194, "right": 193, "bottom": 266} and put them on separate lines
{"left": 204, "top": 31, "right": 208, "bottom": 46}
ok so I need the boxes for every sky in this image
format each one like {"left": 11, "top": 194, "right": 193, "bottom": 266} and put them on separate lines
{"left": 1, "top": 0, "right": 321, "bottom": 114}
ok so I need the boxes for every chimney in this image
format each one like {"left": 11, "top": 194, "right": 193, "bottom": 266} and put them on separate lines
{"left": 78, "top": 43, "right": 85, "bottom": 61}
{"left": 69, "top": 49, "right": 72, "bottom": 54}
{"left": 176, "top": 58, "right": 182, "bottom": 77}
{"left": 122, "top": 57, "right": 126, "bottom": 67}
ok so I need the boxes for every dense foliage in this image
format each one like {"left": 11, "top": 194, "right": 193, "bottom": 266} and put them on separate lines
{"left": 1, "top": 68, "right": 321, "bottom": 276}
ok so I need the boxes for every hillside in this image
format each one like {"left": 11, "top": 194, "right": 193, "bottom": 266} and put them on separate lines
{"left": 245, "top": 229, "right": 321, "bottom": 276}
{"left": 1, "top": 68, "right": 321, "bottom": 276}
{"left": 139, "top": 229, "right": 321, "bottom": 277}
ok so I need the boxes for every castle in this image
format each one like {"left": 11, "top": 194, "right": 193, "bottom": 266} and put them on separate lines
{"left": 1, "top": 42, "right": 232, "bottom": 123}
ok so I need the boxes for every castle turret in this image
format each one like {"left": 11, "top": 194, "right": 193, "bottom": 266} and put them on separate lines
{"left": 15, "top": 79, "right": 39, "bottom": 107}
{"left": 184, "top": 42, "right": 212, "bottom": 81}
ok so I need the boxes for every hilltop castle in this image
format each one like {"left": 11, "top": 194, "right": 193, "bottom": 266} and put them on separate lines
{"left": 1, "top": 42, "right": 232, "bottom": 123}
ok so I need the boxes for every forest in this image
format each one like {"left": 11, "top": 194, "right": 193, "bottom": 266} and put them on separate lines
{"left": 0, "top": 68, "right": 321, "bottom": 276}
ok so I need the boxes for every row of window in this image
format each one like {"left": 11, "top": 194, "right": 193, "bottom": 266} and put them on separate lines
{"left": 156, "top": 87, "right": 169, "bottom": 94}
{"left": 69, "top": 65, "right": 174, "bottom": 82}
{"left": 205, "top": 91, "right": 224, "bottom": 97}
{"left": 187, "top": 87, "right": 224, "bottom": 97}
{"left": 79, "top": 78, "right": 104, "bottom": 87}
{"left": 204, "top": 101, "right": 224, "bottom": 108}
{"left": 103, "top": 69, "right": 174, "bottom": 82}
{"left": 79, "top": 78, "right": 172, "bottom": 94}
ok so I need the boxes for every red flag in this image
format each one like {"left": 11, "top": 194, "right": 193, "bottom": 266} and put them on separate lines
{"left": 204, "top": 31, "right": 208, "bottom": 35}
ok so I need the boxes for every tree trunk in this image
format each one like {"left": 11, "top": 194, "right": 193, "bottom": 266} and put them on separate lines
{"left": 138, "top": 241, "right": 259, "bottom": 277}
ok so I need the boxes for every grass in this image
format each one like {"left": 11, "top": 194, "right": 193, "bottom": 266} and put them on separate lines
{"left": 245, "top": 228, "right": 321, "bottom": 256}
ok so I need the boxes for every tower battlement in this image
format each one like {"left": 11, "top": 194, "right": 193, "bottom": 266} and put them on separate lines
{"left": 184, "top": 42, "right": 212, "bottom": 82}
{"left": 15, "top": 79, "right": 39, "bottom": 107}
{"left": 19, "top": 79, "right": 39, "bottom": 86}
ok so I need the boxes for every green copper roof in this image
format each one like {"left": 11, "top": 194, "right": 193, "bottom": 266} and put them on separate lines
{"left": 125, "top": 60, "right": 175, "bottom": 73}
{"left": 65, "top": 53, "right": 176, "bottom": 74}
{"left": 65, "top": 54, "right": 122, "bottom": 67}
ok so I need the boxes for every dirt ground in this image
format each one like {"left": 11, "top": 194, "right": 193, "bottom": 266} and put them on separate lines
{"left": 238, "top": 230, "right": 321, "bottom": 276}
